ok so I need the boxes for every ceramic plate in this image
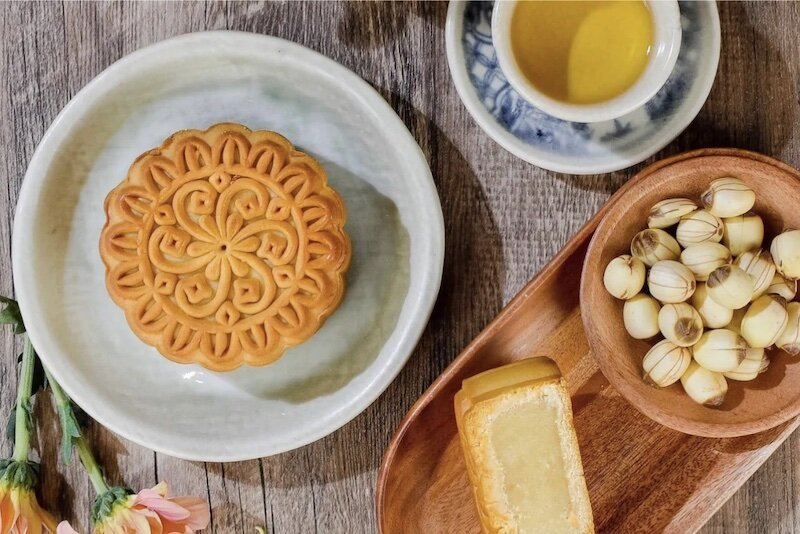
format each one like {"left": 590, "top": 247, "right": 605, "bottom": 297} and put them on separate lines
{"left": 445, "top": 1, "right": 721, "bottom": 175}
{"left": 13, "top": 31, "right": 444, "bottom": 461}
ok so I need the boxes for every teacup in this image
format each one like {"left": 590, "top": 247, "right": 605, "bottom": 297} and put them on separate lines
{"left": 492, "top": 0, "right": 682, "bottom": 123}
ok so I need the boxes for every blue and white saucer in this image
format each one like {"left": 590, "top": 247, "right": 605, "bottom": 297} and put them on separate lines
{"left": 445, "top": 1, "right": 721, "bottom": 175}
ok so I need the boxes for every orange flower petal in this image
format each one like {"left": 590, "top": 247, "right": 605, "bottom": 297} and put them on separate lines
{"left": 0, "top": 488, "right": 56, "bottom": 534}
{"left": 104, "top": 520, "right": 126, "bottom": 534}
{"left": 142, "top": 511, "right": 162, "bottom": 534}
{"left": 20, "top": 494, "right": 45, "bottom": 534}
{"left": 158, "top": 520, "right": 191, "bottom": 534}
{"left": 14, "top": 512, "right": 28, "bottom": 534}
{"left": 124, "top": 509, "right": 153, "bottom": 534}
{"left": 148, "top": 484, "right": 169, "bottom": 499}
{"left": 43, "top": 514, "right": 58, "bottom": 532}
{"left": 0, "top": 492, "right": 15, "bottom": 534}
{"left": 38, "top": 505, "right": 58, "bottom": 534}
{"left": 166, "top": 499, "right": 209, "bottom": 531}
{"left": 1, "top": 491, "right": 19, "bottom": 534}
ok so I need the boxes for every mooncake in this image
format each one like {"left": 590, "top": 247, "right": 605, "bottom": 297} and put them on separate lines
{"left": 455, "top": 358, "right": 594, "bottom": 534}
{"left": 99, "top": 123, "right": 350, "bottom": 371}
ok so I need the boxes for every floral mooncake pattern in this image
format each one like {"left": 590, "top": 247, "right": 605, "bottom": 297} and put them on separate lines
{"left": 100, "top": 123, "right": 351, "bottom": 371}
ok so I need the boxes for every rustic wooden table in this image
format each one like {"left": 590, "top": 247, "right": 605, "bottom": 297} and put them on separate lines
{"left": 0, "top": 1, "right": 798, "bottom": 532}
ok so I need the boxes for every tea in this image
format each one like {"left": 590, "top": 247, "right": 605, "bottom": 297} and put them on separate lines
{"left": 509, "top": 0, "right": 654, "bottom": 105}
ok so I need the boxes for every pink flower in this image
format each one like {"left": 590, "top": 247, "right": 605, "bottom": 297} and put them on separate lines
{"left": 57, "top": 482, "right": 209, "bottom": 534}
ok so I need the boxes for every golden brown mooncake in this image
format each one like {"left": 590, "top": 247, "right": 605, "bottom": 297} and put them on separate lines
{"left": 99, "top": 123, "right": 351, "bottom": 371}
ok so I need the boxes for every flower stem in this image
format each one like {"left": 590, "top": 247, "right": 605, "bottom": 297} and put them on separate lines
{"left": 75, "top": 435, "right": 109, "bottom": 495}
{"left": 45, "top": 368, "right": 110, "bottom": 495}
{"left": 12, "top": 337, "right": 36, "bottom": 462}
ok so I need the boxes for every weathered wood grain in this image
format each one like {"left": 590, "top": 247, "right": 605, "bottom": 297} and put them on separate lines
{"left": 0, "top": 1, "right": 798, "bottom": 533}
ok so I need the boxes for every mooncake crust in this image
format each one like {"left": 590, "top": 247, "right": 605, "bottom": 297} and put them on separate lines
{"left": 99, "top": 123, "right": 351, "bottom": 371}
{"left": 456, "top": 375, "right": 594, "bottom": 534}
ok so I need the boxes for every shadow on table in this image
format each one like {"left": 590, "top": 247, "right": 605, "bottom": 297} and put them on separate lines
{"left": 337, "top": 2, "right": 447, "bottom": 51}
{"left": 676, "top": 1, "right": 796, "bottom": 156}
{"left": 36, "top": 399, "right": 77, "bottom": 522}
{"left": 261, "top": 90, "right": 506, "bottom": 487}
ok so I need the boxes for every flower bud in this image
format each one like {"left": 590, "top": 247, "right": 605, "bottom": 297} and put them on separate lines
{"left": 676, "top": 209, "right": 724, "bottom": 247}
{"left": 691, "top": 283, "right": 733, "bottom": 328}
{"left": 692, "top": 329, "right": 746, "bottom": 372}
{"left": 735, "top": 249, "right": 776, "bottom": 300}
{"left": 681, "top": 360, "right": 728, "bottom": 407}
{"left": 701, "top": 177, "right": 756, "bottom": 218}
{"left": 771, "top": 229, "right": 800, "bottom": 280}
{"left": 680, "top": 242, "right": 731, "bottom": 282}
{"left": 658, "top": 303, "right": 703, "bottom": 347}
{"left": 723, "top": 347, "right": 768, "bottom": 381}
{"left": 603, "top": 255, "right": 646, "bottom": 300}
{"left": 648, "top": 260, "right": 696, "bottom": 303}
{"left": 706, "top": 265, "right": 754, "bottom": 309}
{"left": 631, "top": 229, "right": 681, "bottom": 267}
{"left": 648, "top": 198, "right": 697, "bottom": 229}
{"left": 776, "top": 302, "right": 800, "bottom": 356}
{"left": 767, "top": 272, "right": 797, "bottom": 301}
{"left": 740, "top": 294, "right": 788, "bottom": 348}
{"left": 623, "top": 294, "right": 661, "bottom": 339}
{"left": 722, "top": 212, "right": 764, "bottom": 257}
{"left": 642, "top": 340, "right": 691, "bottom": 387}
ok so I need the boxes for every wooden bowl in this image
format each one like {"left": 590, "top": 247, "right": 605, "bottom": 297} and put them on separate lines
{"left": 581, "top": 149, "right": 800, "bottom": 438}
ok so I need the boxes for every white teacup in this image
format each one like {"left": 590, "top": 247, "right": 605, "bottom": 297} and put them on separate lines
{"left": 492, "top": 0, "right": 682, "bottom": 123}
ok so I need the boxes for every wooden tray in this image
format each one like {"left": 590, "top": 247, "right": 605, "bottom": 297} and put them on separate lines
{"left": 376, "top": 149, "right": 800, "bottom": 534}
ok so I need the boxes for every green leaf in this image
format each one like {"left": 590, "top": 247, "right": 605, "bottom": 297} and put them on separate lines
{"left": 0, "top": 459, "right": 11, "bottom": 477}
{"left": 20, "top": 398, "right": 33, "bottom": 438}
{"left": 91, "top": 486, "right": 132, "bottom": 524}
{"left": 7, "top": 352, "right": 47, "bottom": 446}
{"left": 0, "top": 460, "right": 39, "bottom": 490}
{"left": 0, "top": 296, "right": 24, "bottom": 334}
{"left": 57, "top": 400, "right": 83, "bottom": 465}
{"left": 8, "top": 397, "right": 34, "bottom": 445}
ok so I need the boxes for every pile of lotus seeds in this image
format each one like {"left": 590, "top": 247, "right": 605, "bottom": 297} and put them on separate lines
{"left": 603, "top": 177, "right": 800, "bottom": 407}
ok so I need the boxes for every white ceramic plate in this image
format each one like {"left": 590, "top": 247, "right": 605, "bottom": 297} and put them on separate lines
{"left": 446, "top": 1, "right": 721, "bottom": 175}
{"left": 13, "top": 31, "right": 444, "bottom": 461}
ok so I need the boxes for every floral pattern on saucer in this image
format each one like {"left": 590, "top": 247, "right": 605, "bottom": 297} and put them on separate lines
{"left": 461, "top": 1, "right": 712, "bottom": 157}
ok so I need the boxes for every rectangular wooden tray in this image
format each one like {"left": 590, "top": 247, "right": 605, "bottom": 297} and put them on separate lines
{"left": 376, "top": 154, "right": 800, "bottom": 534}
